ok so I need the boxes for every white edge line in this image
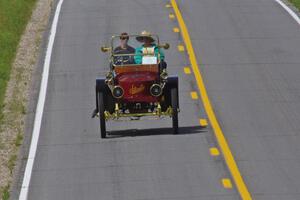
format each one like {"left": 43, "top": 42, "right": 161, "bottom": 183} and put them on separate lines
{"left": 18, "top": 0, "right": 64, "bottom": 199}
{"left": 275, "top": 0, "right": 300, "bottom": 25}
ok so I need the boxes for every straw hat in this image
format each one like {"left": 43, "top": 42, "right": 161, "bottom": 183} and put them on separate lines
{"left": 136, "top": 30, "right": 155, "bottom": 43}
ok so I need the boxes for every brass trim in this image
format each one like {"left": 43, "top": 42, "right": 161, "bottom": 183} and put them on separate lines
{"left": 101, "top": 46, "right": 111, "bottom": 53}
{"left": 104, "top": 105, "right": 173, "bottom": 120}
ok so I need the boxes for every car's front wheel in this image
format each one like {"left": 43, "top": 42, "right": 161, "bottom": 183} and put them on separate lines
{"left": 171, "top": 88, "right": 178, "bottom": 134}
{"left": 97, "top": 92, "right": 106, "bottom": 138}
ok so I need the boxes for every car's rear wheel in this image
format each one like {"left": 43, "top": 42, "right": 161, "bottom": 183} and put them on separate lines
{"left": 98, "top": 92, "right": 106, "bottom": 138}
{"left": 171, "top": 88, "right": 178, "bottom": 134}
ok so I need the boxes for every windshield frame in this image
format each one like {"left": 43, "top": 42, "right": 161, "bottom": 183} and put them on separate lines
{"left": 109, "top": 34, "right": 161, "bottom": 67}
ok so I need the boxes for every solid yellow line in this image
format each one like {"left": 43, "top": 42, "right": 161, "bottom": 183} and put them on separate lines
{"left": 170, "top": 0, "right": 252, "bottom": 199}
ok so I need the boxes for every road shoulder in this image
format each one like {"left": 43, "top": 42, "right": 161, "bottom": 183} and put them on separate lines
{"left": 0, "top": 0, "right": 54, "bottom": 199}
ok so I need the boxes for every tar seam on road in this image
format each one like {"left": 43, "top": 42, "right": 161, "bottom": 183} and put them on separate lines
{"left": 170, "top": 0, "right": 253, "bottom": 199}
{"left": 275, "top": 0, "right": 300, "bottom": 25}
{"left": 18, "top": 0, "right": 65, "bottom": 199}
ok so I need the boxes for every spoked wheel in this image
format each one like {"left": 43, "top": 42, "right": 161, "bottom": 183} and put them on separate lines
{"left": 97, "top": 92, "right": 106, "bottom": 138}
{"left": 171, "top": 87, "right": 179, "bottom": 134}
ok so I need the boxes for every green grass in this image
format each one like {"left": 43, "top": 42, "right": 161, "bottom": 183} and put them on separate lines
{"left": 0, "top": 0, "right": 37, "bottom": 120}
{"left": 1, "top": 184, "right": 10, "bottom": 200}
{"left": 14, "top": 131, "right": 23, "bottom": 147}
{"left": 0, "top": 0, "right": 37, "bottom": 198}
{"left": 289, "top": 0, "right": 300, "bottom": 10}
{"left": 7, "top": 154, "right": 17, "bottom": 175}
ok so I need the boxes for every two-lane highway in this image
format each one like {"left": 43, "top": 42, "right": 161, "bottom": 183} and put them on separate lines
{"left": 18, "top": 0, "right": 300, "bottom": 199}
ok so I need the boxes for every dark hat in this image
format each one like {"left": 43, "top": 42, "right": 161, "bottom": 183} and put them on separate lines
{"left": 136, "top": 30, "right": 155, "bottom": 43}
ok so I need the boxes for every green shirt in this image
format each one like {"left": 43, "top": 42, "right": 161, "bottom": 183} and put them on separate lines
{"left": 134, "top": 44, "right": 165, "bottom": 64}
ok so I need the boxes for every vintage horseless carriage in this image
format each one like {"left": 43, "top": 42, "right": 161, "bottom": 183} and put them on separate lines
{"left": 94, "top": 34, "right": 179, "bottom": 138}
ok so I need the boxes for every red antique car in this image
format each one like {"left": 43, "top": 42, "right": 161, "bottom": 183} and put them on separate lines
{"left": 94, "top": 34, "right": 179, "bottom": 138}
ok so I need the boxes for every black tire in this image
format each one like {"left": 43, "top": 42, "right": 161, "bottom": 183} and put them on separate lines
{"left": 98, "top": 92, "right": 106, "bottom": 138}
{"left": 171, "top": 88, "right": 179, "bottom": 134}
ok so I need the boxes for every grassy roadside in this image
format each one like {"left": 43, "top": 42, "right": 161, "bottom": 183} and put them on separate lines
{"left": 0, "top": 0, "right": 37, "bottom": 121}
{"left": 0, "top": 0, "right": 37, "bottom": 198}
{"left": 289, "top": 0, "right": 300, "bottom": 10}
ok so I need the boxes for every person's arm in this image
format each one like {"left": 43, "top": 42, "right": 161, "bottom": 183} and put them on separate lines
{"left": 134, "top": 47, "right": 142, "bottom": 64}
{"left": 155, "top": 46, "right": 165, "bottom": 61}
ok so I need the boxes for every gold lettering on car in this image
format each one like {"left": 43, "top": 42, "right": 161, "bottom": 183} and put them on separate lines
{"left": 129, "top": 84, "right": 145, "bottom": 95}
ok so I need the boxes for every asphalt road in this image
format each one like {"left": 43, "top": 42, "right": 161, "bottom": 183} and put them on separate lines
{"left": 179, "top": 0, "right": 300, "bottom": 199}
{"left": 17, "top": 0, "right": 300, "bottom": 199}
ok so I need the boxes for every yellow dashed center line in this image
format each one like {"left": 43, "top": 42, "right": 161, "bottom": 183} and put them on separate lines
{"left": 199, "top": 118, "right": 208, "bottom": 127}
{"left": 173, "top": 27, "right": 180, "bottom": 33}
{"left": 183, "top": 67, "right": 191, "bottom": 74}
{"left": 177, "top": 45, "right": 185, "bottom": 52}
{"left": 222, "top": 178, "right": 233, "bottom": 189}
{"left": 170, "top": 0, "right": 252, "bottom": 199}
{"left": 165, "top": 4, "right": 172, "bottom": 8}
{"left": 169, "top": 13, "right": 175, "bottom": 19}
{"left": 190, "top": 92, "right": 198, "bottom": 99}
{"left": 210, "top": 147, "right": 220, "bottom": 156}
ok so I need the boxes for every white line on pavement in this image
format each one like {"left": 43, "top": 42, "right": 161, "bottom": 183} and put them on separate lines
{"left": 275, "top": 0, "right": 300, "bottom": 25}
{"left": 18, "top": 0, "right": 64, "bottom": 199}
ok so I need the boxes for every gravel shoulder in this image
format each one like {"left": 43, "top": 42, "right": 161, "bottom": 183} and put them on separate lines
{"left": 0, "top": 0, "right": 54, "bottom": 199}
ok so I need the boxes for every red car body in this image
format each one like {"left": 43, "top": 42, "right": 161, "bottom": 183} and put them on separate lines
{"left": 114, "top": 64, "right": 161, "bottom": 102}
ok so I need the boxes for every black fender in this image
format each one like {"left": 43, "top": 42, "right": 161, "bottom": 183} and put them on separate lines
{"left": 95, "top": 78, "right": 114, "bottom": 113}
{"left": 165, "top": 76, "right": 178, "bottom": 90}
{"left": 96, "top": 78, "right": 110, "bottom": 93}
{"left": 162, "top": 76, "right": 179, "bottom": 109}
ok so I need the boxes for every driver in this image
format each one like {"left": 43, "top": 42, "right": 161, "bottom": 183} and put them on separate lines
{"left": 113, "top": 32, "right": 135, "bottom": 65}
{"left": 134, "top": 30, "right": 167, "bottom": 70}
{"left": 92, "top": 33, "right": 135, "bottom": 118}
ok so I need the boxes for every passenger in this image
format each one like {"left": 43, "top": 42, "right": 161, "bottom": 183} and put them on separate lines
{"left": 134, "top": 31, "right": 167, "bottom": 70}
{"left": 113, "top": 32, "right": 135, "bottom": 65}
